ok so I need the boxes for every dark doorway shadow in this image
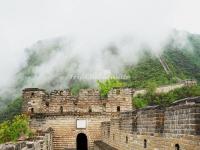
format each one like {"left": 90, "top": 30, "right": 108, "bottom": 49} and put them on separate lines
{"left": 76, "top": 133, "right": 88, "bottom": 150}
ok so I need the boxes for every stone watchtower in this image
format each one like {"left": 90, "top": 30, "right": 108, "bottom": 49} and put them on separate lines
{"left": 22, "top": 88, "right": 47, "bottom": 114}
{"left": 22, "top": 87, "right": 134, "bottom": 150}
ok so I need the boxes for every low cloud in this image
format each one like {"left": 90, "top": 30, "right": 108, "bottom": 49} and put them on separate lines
{"left": 0, "top": 0, "right": 197, "bottom": 104}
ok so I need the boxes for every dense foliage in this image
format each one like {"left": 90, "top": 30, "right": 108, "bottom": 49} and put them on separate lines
{"left": 0, "top": 97, "right": 22, "bottom": 123}
{"left": 124, "top": 32, "right": 200, "bottom": 88}
{"left": 133, "top": 85, "right": 200, "bottom": 108}
{"left": 125, "top": 52, "right": 175, "bottom": 88}
{"left": 0, "top": 115, "right": 32, "bottom": 143}
{"left": 125, "top": 52, "right": 199, "bottom": 89}
{"left": 97, "top": 77, "right": 124, "bottom": 98}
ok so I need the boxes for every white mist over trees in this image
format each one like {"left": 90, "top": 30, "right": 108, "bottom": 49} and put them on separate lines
{"left": 0, "top": 0, "right": 200, "bottom": 106}
{"left": 1, "top": 30, "right": 193, "bottom": 96}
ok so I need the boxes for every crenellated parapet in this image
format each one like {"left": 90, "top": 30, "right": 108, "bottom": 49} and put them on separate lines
{"left": 22, "top": 87, "right": 135, "bottom": 115}
{"left": 108, "top": 96, "right": 200, "bottom": 136}
{"left": 164, "top": 97, "right": 200, "bottom": 136}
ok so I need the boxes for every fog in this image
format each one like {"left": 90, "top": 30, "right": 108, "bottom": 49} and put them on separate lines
{"left": 0, "top": 0, "right": 199, "bottom": 99}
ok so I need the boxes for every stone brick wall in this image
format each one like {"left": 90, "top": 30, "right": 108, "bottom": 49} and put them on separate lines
{"left": 30, "top": 114, "right": 110, "bottom": 149}
{"left": 100, "top": 97, "right": 200, "bottom": 150}
{"left": 22, "top": 88, "right": 134, "bottom": 150}
{"left": 106, "top": 88, "right": 134, "bottom": 112}
{"left": 136, "top": 106, "right": 164, "bottom": 135}
{"left": 0, "top": 135, "right": 52, "bottom": 150}
{"left": 22, "top": 88, "right": 47, "bottom": 114}
{"left": 164, "top": 97, "right": 200, "bottom": 136}
{"left": 22, "top": 87, "right": 200, "bottom": 150}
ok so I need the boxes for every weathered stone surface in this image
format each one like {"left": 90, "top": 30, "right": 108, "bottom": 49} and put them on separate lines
{"left": 94, "top": 141, "right": 117, "bottom": 150}
{"left": 21, "top": 87, "right": 200, "bottom": 150}
{"left": 0, "top": 144, "right": 15, "bottom": 150}
{"left": 22, "top": 88, "right": 134, "bottom": 150}
{"left": 0, "top": 140, "right": 47, "bottom": 150}
{"left": 101, "top": 97, "right": 200, "bottom": 150}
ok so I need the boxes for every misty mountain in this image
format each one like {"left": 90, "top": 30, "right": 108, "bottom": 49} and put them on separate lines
{"left": 0, "top": 30, "right": 200, "bottom": 121}
{"left": 13, "top": 31, "right": 199, "bottom": 91}
{"left": 126, "top": 31, "right": 200, "bottom": 88}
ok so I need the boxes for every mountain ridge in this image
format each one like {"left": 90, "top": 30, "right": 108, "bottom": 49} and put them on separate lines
{"left": 0, "top": 30, "right": 199, "bottom": 122}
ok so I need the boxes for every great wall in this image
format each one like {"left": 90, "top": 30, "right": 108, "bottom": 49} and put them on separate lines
{"left": 0, "top": 80, "right": 199, "bottom": 150}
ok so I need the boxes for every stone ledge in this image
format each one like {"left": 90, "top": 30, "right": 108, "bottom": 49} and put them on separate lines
{"left": 30, "top": 112, "right": 110, "bottom": 118}
{"left": 94, "top": 141, "right": 118, "bottom": 150}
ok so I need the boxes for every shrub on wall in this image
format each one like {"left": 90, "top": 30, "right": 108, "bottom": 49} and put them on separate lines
{"left": 0, "top": 114, "right": 32, "bottom": 143}
{"left": 97, "top": 77, "right": 124, "bottom": 98}
{"left": 133, "top": 96, "right": 148, "bottom": 109}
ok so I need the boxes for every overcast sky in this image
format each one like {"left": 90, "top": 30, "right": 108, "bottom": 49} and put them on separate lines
{"left": 0, "top": 0, "right": 200, "bottom": 87}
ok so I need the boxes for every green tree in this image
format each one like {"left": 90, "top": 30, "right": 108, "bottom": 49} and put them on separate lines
{"left": 0, "top": 114, "right": 32, "bottom": 143}
{"left": 0, "top": 97, "right": 22, "bottom": 123}
{"left": 0, "top": 121, "right": 11, "bottom": 143}
{"left": 9, "top": 115, "right": 31, "bottom": 141}
{"left": 133, "top": 96, "right": 148, "bottom": 109}
{"left": 97, "top": 77, "right": 124, "bottom": 98}
{"left": 146, "top": 82, "right": 157, "bottom": 94}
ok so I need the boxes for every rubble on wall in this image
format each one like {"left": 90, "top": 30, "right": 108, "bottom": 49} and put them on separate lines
{"left": 0, "top": 140, "right": 43, "bottom": 150}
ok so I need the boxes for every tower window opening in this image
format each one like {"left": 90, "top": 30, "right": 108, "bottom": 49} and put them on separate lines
{"left": 89, "top": 107, "right": 92, "bottom": 113}
{"left": 60, "top": 106, "right": 63, "bottom": 113}
{"left": 116, "top": 89, "right": 120, "bottom": 95}
{"left": 126, "top": 136, "right": 128, "bottom": 143}
{"left": 175, "top": 144, "right": 180, "bottom": 150}
{"left": 31, "top": 108, "right": 34, "bottom": 113}
{"left": 144, "top": 139, "right": 147, "bottom": 148}
{"left": 103, "top": 103, "right": 106, "bottom": 112}
{"left": 117, "top": 106, "right": 120, "bottom": 112}
{"left": 31, "top": 92, "right": 34, "bottom": 98}
{"left": 46, "top": 102, "right": 49, "bottom": 107}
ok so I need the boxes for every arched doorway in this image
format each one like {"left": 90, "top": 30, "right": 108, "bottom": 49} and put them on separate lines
{"left": 76, "top": 133, "right": 88, "bottom": 150}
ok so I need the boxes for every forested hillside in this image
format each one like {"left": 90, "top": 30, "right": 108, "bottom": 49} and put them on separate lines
{"left": 125, "top": 32, "right": 200, "bottom": 88}
{"left": 0, "top": 31, "right": 200, "bottom": 122}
